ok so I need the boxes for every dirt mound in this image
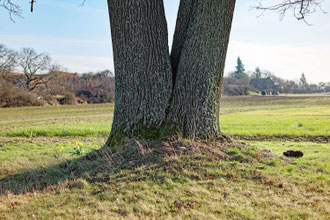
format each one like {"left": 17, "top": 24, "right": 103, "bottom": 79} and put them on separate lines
{"left": 283, "top": 150, "right": 304, "bottom": 158}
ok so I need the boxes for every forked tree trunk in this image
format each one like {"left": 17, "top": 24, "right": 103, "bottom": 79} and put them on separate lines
{"left": 107, "top": 0, "right": 236, "bottom": 145}
{"left": 107, "top": 0, "right": 172, "bottom": 145}
{"left": 167, "top": 0, "right": 236, "bottom": 139}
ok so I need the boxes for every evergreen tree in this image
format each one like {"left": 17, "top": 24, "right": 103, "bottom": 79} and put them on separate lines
{"left": 253, "top": 67, "right": 262, "bottom": 78}
{"left": 300, "top": 73, "right": 307, "bottom": 86}
{"left": 234, "top": 56, "right": 245, "bottom": 79}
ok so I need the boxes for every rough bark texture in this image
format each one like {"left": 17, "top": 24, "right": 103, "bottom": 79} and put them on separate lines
{"left": 169, "top": 0, "right": 194, "bottom": 86}
{"left": 107, "top": 0, "right": 172, "bottom": 143}
{"left": 107, "top": 0, "right": 236, "bottom": 145}
{"left": 167, "top": 0, "right": 236, "bottom": 139}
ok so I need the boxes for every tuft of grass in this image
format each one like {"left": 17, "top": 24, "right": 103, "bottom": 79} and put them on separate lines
{"left": 225, "top": 148, "right": 241, "bottom": 155}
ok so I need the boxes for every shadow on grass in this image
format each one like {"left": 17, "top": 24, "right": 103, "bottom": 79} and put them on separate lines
{"left": 0, "top": 138, "right": 261, "bottom": 196}
{"left": 0, "top": 140, "right": 167, "bottom": 195}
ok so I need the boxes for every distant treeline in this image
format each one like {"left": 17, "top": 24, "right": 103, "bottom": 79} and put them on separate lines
{"left": 1, "top": 45, "right": 329, "bottom": 107}
{"left": 0, "top": 44, "right": 114, "bottom": 107}
{"left": 222, "top": 57, "right": 330, "bottom": 96}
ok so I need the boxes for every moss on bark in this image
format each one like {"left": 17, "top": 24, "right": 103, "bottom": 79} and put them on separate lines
{"left": 106, "top": 0, "right": 236, "bottom": 146}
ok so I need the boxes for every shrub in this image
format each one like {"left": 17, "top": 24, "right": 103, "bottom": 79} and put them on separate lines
{"left": 57, "top": 93, "right": 77, "bottom": 105}
{"left": 76, "top": 89, "right": 114, "bottom": 104}
{"left": 42, "top": 95, "right": 59, "bottom": 105}
{"left": 223, "top": 84, "right": 249, "bottom": 96}
{"left": 0, "top": 82, "right": 45, "bottom": 107}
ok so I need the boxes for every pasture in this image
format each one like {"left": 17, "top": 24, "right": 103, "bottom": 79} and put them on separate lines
{"left": 0, "top": 95, "right": 329, "bottom": 219}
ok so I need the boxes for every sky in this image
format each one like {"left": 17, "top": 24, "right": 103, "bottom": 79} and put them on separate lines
{"left": 0, "top": 0, "right": 330, "bottom": 83}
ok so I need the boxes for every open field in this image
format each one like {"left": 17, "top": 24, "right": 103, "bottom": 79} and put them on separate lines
{"left": 0, "top": 95, "right": 329, "bottom": 140}
{"left": 0, "top": 95, "right": 329, "bottom": 219}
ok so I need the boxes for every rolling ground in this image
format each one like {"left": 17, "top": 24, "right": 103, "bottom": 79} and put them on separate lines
{"left": 0, "top": 95, "right": 329, "bottom": 219}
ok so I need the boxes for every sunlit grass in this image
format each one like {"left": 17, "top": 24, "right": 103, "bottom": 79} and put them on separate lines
{"left": 2, "top": 104, "right": 328, "bottom": 138}
{"left": 0, "top": 138, "right": 329, "bottom": 219}
{"left": 0, "top": 95, "right": 329, "bottom": 219}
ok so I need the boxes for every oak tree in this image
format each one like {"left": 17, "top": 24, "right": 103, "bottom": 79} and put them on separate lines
{"left": 1, "top": 0, "right": 324, "bottom": 145}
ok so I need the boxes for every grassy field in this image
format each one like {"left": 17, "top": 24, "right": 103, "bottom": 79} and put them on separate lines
{"left": 0, "top": 95, "right": 329, "bottom": 219}
{"left": 0, "top": 96, "right": 329, "bottom": 139}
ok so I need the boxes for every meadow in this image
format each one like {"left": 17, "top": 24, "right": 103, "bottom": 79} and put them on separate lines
{"left": 0, "top": 95, "right": 329, "bottom": 219}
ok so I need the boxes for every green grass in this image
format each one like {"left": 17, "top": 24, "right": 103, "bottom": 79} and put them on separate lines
{"left": 221, "top": 106, "right": 330, "bottom": 137}
{"left": 251, "top": 141, "right": 330, "bottom": 182}
{"left": 0, "top": 103, "right": 113, "bottom": 121}
{"left": 0, "top": 139, "right": 329, "bottom": 219}
{"left": 1, "top": 96, "right": 329, "bottom": 139}
{"left": 3, "top": 121, "right": 112, "bottom": 137}
{"left": 0, "top": 137, "right": 104, "bottom": 179}
{"left": 0, "top": 95, "right": 329, "bottom": 219}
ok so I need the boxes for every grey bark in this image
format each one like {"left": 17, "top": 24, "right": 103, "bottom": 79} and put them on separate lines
{"left": 107, "top": 0, "right": 172, "bottom": 141}
{"left": 167, "top": 0, "right": 236, "bottom": 139}
{"left": 107, "top": 0, "right": 236, "bottom": 144}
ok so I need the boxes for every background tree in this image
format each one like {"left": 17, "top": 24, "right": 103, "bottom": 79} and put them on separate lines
{"left": 300, "top": 73, "right": 307, "bottom": 86}
{"left": 0, "top": 44, "right": 17, "bottom": 98}
{"left": 252, "top": 67, "right": 262, "bottom": 79}
{"left": 298, "top": 73, "right": 309, "bottom": 93}
{"left": 0, "top": 44, "right": 16, "bottom": 75}
{"left": 234, "top": 56, "right": 245, "bottom": 79}
{"left": 18, "top": 48, "right": 51, "bottom": 91}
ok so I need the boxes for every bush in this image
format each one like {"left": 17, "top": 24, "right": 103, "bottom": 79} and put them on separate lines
{"left": 42, "top": 95, "right": 60, "bottom": 105}
{"left": 76, "top": 89, "right": 114, "bottom": 104}
{"left": 223, "top": 84, "right": 249, "bottom": 96}
{"left": 0, "top": 82, "right": 45, "bottom": 107}
{"left": 57, "top": 93, "right": 77, "bottom": 105}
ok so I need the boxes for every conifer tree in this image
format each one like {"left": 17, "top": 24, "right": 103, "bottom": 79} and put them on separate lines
{"left": 234, "top": 56, "right": 245, "bottom": 79}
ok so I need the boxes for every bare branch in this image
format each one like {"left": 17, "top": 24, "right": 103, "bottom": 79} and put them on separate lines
{"left": 1, "top": 0, "right": 86, "bottom": 21}
{"left": 254, "top": 0, "right": 326, "bottom": 24}
{"left": 0, "top": 44, "right": 17, "bottom": 75}
{"left": 0, "top": 0, "right": 23, "bottom": 21}
{"left": 30, "top": 0, "right": 35, "bottom": 12}
{"left": 18, "top": 48, "right": 51, "bottom": 91}
{"left": 80, "top": 0, "right": 86, "bottom": 7}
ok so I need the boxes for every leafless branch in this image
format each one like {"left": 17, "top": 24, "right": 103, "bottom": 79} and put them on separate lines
{"left": 80, "top": 0, "right": 86, "bottom": 7}
{"left": 0, "top": 44, "right": 17, "bottom": 74}
{"left": 30, "top": 0, "right": 35, "bottom": 12}
{"left": 0, "top": 0, "right": 23, "bottom": 21}
{"left": 18, "top": 48, "right": 51, "bottom": 91}
{"left": 254, "top": 0, "right": 326, "bottom": 24}
{"left": 1, "top": 0, "right": 86, "bottom": 21}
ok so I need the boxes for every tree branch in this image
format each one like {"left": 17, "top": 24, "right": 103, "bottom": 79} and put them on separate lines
{"left": 0, "top": 0, "right": 23, "bottom": 21}
{"left": 254, "top": 0, "right": 326, "bottom": 24}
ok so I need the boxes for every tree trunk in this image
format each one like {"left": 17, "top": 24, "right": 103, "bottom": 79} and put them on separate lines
{"left": 107, "top": 0, "right": 172, "bottom": 145}
{"left": 167, "top": 0, "right": 236, "bottom": 139}
{"left": 106, "top": 0, "right": 236, "bottom": 145}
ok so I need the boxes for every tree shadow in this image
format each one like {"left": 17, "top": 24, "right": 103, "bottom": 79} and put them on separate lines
{"left": 0, "top": 141, "right": 166, "bottom": 195}
{"left": 0, "top": 138, "right": 252, "bottom": 196}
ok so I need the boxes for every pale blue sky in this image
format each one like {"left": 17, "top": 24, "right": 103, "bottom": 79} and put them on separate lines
{"left": 0, "top": 0, "right": 329, "bottom": 83}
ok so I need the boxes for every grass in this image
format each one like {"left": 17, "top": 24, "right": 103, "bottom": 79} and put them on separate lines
{"left": 3, "top": 121, "right": 112, "bottom": 137}
{"left": 0, "top": 138, "right": 329, "bottom": 219}
{"left": 221, "top": 106, "right": 330, "bottom": 137}
{"left": 0, "top": 95, "right": 329, "bottom": 219}
{"left": 251, "top": 141, "right": 329, "bottom": 182}
{"left": 1, "top": 96, "right": 329, "bottom": 139}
